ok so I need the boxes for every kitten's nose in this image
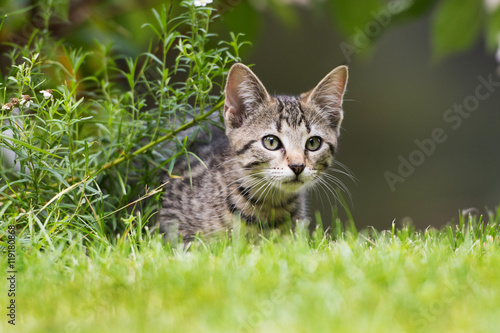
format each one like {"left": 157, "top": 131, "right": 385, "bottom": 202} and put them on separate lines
{"left": 289, "top": 164, "right": 305, "bottom": 176}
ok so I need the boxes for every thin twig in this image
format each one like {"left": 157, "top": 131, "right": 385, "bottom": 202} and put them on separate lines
{"left": 93, "top": 99, "right": 223, "bottom": 177}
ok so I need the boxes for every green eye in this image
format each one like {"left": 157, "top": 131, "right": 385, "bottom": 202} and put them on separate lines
{"left": 306, "top": 137, "right": 322, "bottom": 151}
{"left": 262, "top": 135, "right": 282, "bottom": 150}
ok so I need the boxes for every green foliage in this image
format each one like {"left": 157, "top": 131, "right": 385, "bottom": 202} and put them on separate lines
{"left": 329, "top": 0, "right": 499, "bottom": 59}
{"left": 4, "top": 0, "right": 500, "bottom": 65}
{"left": 330, "top": 0, "right": 386, "bottom": 37}
{"left": 268, "top": 0, "right": 499, "bottom": 60}
{"left": 0, "top": 0, "right": 246, "bottom": 250}
{"left": 432, "top": 0, "right": 483, "bottom": 59}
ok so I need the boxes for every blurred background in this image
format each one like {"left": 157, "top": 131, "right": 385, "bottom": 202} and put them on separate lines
{"left": 1, "top": 0, "right": 499, "bottom": 230}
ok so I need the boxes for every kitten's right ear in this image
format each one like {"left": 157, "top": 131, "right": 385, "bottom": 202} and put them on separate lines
{"left": 224, "top": 63, "right": 270, "bottom": 129}
{"left": 304, "top": 65, "right": 348, "bottom": 131}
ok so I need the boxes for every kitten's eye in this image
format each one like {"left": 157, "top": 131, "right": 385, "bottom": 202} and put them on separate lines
{"left": 262, "top": 135, "right": 282, "bottom": 150}
{"left": 306, "top": 137, "right": 322, "bottom": 151}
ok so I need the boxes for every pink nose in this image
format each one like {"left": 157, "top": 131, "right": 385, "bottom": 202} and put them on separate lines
{"left": 289, "top": 164, "right": 305, "bottom": 176}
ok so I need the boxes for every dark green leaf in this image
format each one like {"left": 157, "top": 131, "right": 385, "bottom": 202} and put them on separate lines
{"left": 432, "top": 0, "right": 483, "bottom": 59}
{"left": 391, "top": 0, "right": 437, "bottom": 25}
{"left": 330, "top": 0, "right": 386, "bottom": 37}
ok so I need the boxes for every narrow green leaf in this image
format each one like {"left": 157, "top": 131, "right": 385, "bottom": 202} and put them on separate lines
{"left": 4, "top": 5, "right": 36, "bottom": 18}
{"left": 0, "top": 179, "right": 30, "bottom": 195}
{"left": 143, "top": 52, "right": 163, "bottom": 66}
{"left": 0, "top": 14, "right": 5, "bottom": 32}
{"left": 85, "top": 140, "right": 89, "bottom": 176}
{"left": 187, "top": 151, "right": 207, "bottom": 169}
{"left": 152, "top": 8, "right": 164, "bottom": 31}
{"left": 0, "top": 133, "right": 62, "bottom": 159}
{"left": 37, "top": 167, "right": 70, "bottom": 187}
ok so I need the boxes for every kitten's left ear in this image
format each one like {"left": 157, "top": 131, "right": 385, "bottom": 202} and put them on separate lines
{"left": 305, "top": 65, "right": 348, "bottom": 131}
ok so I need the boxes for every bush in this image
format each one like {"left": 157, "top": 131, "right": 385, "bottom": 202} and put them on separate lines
{"left": 0, "top": 0, "right": 248, "bottom": 251}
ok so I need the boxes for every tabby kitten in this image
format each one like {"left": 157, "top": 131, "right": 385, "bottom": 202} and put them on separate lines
{"left": 160, "top": 63, "right": 348, "bottom": 241}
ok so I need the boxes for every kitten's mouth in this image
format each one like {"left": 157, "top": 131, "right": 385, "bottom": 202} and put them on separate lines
{"left": 280, "top": 178, "right": 306, "bottom": 193}
{"left": 283, "top": 176, "right": 305, "bottom": 185}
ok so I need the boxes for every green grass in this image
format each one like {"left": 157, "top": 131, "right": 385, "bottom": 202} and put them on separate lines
{"left": 2, "top": 211, "right": 500, "bottom": 333}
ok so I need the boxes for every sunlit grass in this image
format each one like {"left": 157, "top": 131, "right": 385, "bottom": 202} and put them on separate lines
{"left": 2, "top": 211, "right": 500, "bottom": 333}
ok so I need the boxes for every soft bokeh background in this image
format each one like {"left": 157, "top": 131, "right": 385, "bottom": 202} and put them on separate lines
{"left": 240, "top": 4, "right": 500, "bottom": 230}
{"left": 1, "top": 0, "right": 499, "bottom": 230}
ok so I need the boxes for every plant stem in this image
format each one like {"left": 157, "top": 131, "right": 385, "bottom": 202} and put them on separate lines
{"left": 95, "top": 99, "right": 223, "bottom": 176}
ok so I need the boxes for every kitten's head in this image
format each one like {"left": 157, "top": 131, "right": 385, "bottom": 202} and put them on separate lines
{"left": 223, "top": 63, "right": 348, "bottom": 193}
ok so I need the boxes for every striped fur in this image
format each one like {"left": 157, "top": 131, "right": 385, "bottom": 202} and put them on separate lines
{"left": 160, "top": 63, "right": 348, "bottom": 241}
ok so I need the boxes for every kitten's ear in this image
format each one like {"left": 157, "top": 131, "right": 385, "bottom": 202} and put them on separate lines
{"left": 305, "top": 65, "right": 348, "bottom": 130}
{"left": 224, "top": 63, "right": 271, "bottom": 129}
